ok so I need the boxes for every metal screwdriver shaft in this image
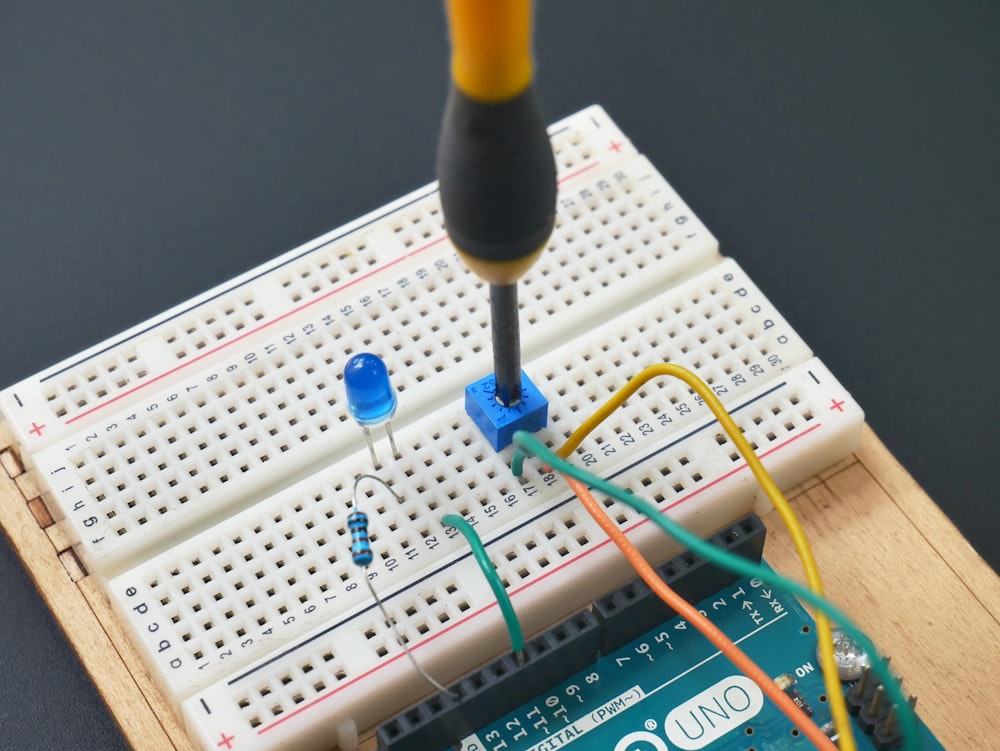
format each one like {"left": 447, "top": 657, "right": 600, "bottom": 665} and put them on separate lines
{"left": 437, "top": 0, "right": 556, "bottom": 410}
{"left": 490, "top": 283, "right": 521, "bottom": 406}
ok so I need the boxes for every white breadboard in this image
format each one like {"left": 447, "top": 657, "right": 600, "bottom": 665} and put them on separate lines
{"left": 0, "top": 105, "right": 862, "bottom": 751}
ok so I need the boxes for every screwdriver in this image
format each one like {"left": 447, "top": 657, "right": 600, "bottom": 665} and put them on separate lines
{"left": 437, "top": 0, "right": 557, "bottom": 407}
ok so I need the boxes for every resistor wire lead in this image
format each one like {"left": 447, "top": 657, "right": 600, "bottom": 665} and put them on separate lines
{"left": 350, "top": 474, "right": 456, "bottom": 698}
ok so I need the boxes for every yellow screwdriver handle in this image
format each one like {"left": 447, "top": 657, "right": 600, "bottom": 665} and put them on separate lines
{"left": 447, "top": 0, "right": 534, "bottom": 102}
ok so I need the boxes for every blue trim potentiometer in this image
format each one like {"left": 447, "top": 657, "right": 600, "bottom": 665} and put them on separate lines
{"left": 465, "top": 370, "right": 548, "bottom": 451}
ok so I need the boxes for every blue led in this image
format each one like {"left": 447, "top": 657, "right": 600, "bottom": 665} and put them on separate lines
{"left": 344, "top": 353, "right": 400, "bottom": 467}
{"left": 345, "top": 353, "right": 397, "bottom": 426}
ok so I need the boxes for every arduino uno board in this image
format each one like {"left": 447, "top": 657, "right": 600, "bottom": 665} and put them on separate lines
{"left": 377, "top": 518, "right": 943, "bottom": 751}
{"left": 459, "top": 569, "right": 945, "bottom": 751}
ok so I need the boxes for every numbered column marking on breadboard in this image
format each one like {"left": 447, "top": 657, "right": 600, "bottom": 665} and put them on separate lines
{"left": 28, "top": 156, "right": 719, "bottom": 575}
{"left": 0, "top": 105, "right": 865, "bottom": 751}
{"left": 179, "top": 359, "right": 860, "bottom": 751}
{"left": 0, "top": 105, "right": 638, "bottom": 453}
{"left": 103, "top": 257, "right": 830, "bottom": 700}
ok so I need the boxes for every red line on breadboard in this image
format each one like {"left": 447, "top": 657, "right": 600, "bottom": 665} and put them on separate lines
{"left": 65, "top": 236, "right": 451, "bottom": 425}
{"left": 62, "top": 160, "right": 604, "bottom": 428}
{"left": 257, "top": 421, "right": 821, "bottom": 734}
{"left": 557, "top": 162, "right": 600, "bottom": 185}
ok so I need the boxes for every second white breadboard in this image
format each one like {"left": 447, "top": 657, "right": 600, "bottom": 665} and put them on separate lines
{"left": 0, "top": 105, "right": 863, "bottom": 751}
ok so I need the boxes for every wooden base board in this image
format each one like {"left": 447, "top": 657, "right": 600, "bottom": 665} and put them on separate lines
{"left": 2, "top": 424, "right": 998, "bottom": 751}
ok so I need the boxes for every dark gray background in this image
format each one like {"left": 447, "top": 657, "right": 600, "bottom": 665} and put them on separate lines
{"left": 1, "top": 2, "right": 997, "bottom": 748}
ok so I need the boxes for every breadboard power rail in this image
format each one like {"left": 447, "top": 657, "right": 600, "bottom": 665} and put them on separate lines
{"left": 0, "top": 106, "right": 865, "bottom": 751}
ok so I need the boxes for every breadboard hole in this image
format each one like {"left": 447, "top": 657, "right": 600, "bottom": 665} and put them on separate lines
{"left": 1, "top": 106, "right": 865, "bottom": 751}
{"left": 387, "top": 199, "right": 446, "bottom": 250}
{"left": 44, "top": 347, "right": 148, "bottom": 419}
{"left": 550, "top": 126, "right": 598, "bottom": 172}
{"left": 162, "top": 296, "right": 267, "bottom": 361}
{"left": 276, "top": 236, "right": 381, "bottom": 306}
{"left": 236, "top": 645, "right": 350, "bottom": 729}
{"left": 44, "top": 152, "right": 720, "bottom": 571}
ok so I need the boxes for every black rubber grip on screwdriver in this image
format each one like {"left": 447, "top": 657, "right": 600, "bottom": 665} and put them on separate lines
{"left": 436, "top": 85, "right": 557, "bottom": 270}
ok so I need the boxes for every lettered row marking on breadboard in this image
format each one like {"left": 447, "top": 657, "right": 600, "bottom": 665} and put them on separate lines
{"left": 30, "top": 155, "right": 720, "bottom": 575}
{"left": 106, "top": 257, "right": 845, "bottom": 704}
{"left": 0, "top": 106, "right": 636, "bottom": 453}
{"left": 176, "top": 359, "right": 860, "bottom": 751}
{"left": 0, "top": 103, "right": 869, "bottom": 751}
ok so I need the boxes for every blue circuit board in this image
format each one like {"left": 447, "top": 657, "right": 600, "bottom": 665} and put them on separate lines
{"left": 459, "top": 570, "right": 945, "bottom": 751}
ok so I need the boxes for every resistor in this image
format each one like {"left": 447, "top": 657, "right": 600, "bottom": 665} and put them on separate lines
{"left": 347, "top": 510, "right": 373, "bottom": 567}
{"left": 346, "top": 474, "right": 455, "bottom": 696}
